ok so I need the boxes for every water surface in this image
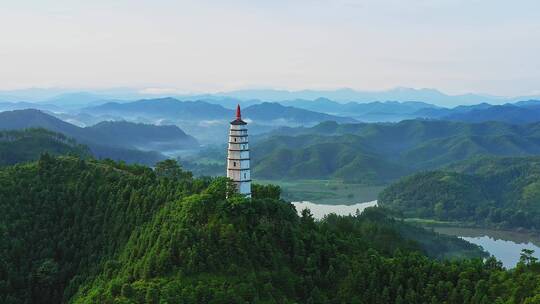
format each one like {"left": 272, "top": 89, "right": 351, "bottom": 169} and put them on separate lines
{"left": 292, "top": 200, "right": 377, "bottom": 219}
{"left": 435, "top": 227, "right": 540, "bottom": 268}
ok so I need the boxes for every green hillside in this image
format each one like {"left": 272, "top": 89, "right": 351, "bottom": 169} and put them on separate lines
{"left": 251, "top": 134, "right": 409, "bottom": 183}
{"left": 379, "top": 156, "right": 540, "bottom": 230}
{"left": 0, "top": 128, "right": 90, "bottom": 165}
{"left": 5, "top": 156, "right": 540, "bottom": 303}
{"left": 252, "top": 120, "right": 540, "bottom": 182}
{"left": 87, "top": 120, "right": 198, "bottom": 151}
{"left": 0, "top": 109, "right": 197, "bottom": 165}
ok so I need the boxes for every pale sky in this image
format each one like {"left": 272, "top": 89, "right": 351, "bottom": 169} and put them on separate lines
{"left": 1, "top": 0, "right": 539, "bottom": 96}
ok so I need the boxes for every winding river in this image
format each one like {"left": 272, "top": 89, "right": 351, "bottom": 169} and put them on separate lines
{"left": 292, "top": 200, "right": 540, "bottom": 268}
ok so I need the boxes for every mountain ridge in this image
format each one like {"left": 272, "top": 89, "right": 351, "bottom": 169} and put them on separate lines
{"left": 0, "top": 109, "right": 198, "bottom": 164}
{"left": 251, "top": 119, "right": 540, "bottom": 182}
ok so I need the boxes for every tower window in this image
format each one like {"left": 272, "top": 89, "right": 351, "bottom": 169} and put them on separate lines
{"left": 234, "top": 138, "right": 236, "bottom": 142}
{"left": 233, "top": 162, "right": 236, "bottom": 167}
{"left": 244, "top": 173, "right": 246, "bottom": 178}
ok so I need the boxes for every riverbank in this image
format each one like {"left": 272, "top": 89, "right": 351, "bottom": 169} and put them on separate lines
{"left": 289, "top": 200, "right": 486, "bottom": 260}
{"left": 292, "top": 200, "right": 377, "bottom": 219}
{"left": 404, "top": 217, "right": 540, "bottom": 236}
{"left": 258, "top": 179, "right": 385, "bottom": 205}
{"left": 431, "top": 226, "right": 540, "bottom": 268}
{"left": 288, "top": 200, "right": 540, "bottom": 266}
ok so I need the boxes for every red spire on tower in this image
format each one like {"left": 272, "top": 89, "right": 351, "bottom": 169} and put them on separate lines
{"left": 236, "top": 104, "right": 241, "bottom": 119}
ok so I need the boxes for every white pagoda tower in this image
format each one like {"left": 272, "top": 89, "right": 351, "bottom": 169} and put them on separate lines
{"left": 227, "top": 104, "right": 251, "bottom": 197}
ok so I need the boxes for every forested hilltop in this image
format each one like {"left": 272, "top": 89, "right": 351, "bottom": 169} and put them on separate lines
{"left": 0, "top": 128, "right": 90, "bottom": 165}
{"left": 1, "top": 155, "right": 540, "bottom": 303}
{"left": 379, "top": 156, "right": 540, "bottom": 230}
{"left": 0, "top": 109, "right": 198, "bottom": 165}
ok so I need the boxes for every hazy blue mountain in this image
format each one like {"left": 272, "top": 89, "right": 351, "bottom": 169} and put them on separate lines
{"left": 178, "top": 96, "right": 262, "bottom": 109}
{"left": 413, "top": 103, "right": 492, "bottom": 118}
{"left": 443, "top": 104, "right": 540, "bottom": 124}
{"left": 0, "top": 88, "right": 149, "bottom": 103}
{"left": 88, "top": 120, "right": 198, "bottom": 151}
{"left": 0, "top": 88, "right": 70, "bottom": 102}
{"left": 243, "top": 102, "right": 356, "bottom": 124}
{"left": 276, "top": 98, "right": 540, "bottom": 124}
{"left": 0, "top": 109, "right": 86, "bottom": 137}
{"left": 279, "top": 98, "right": 540, "bottom": 124}
{"left": 4, "top": 87, "right": 540, "bottom": 107}
{"left": 0, "top": 109, "right": 198, "bottom": 164}
{"left": 0, "top": 101, "right": 62, "bottom": 112}
{"left": 513, "top": 99, "right": 540, "bottom": 107}
{"left": 84, "top": 97, "right": 358, "bottom": 124}
{"left": 412, "top": 100, "right": 540, "bottom": 124}
{"left": 83, "top": 98, "right": 231, "bottom": 119}
{"left": 280, "top": 98, "right": 344, "bottom": 113}
{"left": 220, "top": 87, "right": 513, "bottom": 106}
{"left": 82, "top": 98, "right": 359, "bottom": 142}
{"left": 9, "top": 89, "right": 540, "bottom": 129}
{"left": 280, "top": 98, "right": 439, "bottom": 121}
{"left": 51, "top": 112, "right": 124, "bottom": 127}
{"left": 43, "top": 92, "right": 118, "bottom": 109}
{"left": 342, "top": 100, "right": 438, "bottom": 114}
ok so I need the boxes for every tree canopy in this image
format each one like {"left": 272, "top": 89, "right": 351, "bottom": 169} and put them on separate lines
{"left": 0, "top": 156, "right": 539, "bottom": 303}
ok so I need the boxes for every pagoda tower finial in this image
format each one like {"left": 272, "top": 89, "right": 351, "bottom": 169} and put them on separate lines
{"left": 236, "top": 104, "right": 241, "bottom": 120}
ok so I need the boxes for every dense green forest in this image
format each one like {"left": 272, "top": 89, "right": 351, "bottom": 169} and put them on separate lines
{"left": 0, "top": 128, "right": 90, "bottom": 165}
{"left": 0, "top": 156, "right": 208, "bottom": 303}
{"left": 1, "top": 155, "right": 540, "bottom": 303}
{"left": 0, "top": 127, "right": 164, "bottom": 167}
{"left": 379, "top": 156, "right": 540, "bottom": 230}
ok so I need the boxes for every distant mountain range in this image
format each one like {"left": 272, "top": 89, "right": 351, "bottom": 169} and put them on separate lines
{"left": 3, "top": 87, "right": 540, "bottom": 106}
{"left": 0, "top": 109, "right": 198, "bottom": 164}
{"left": 78, "top": 98, "right": 360, "bottom": 144}
{"left": 278, "top": 99, "right": 438, "bottom": 122}
{"left": 83, "top": 98, "right": 357, "bottom": 124}
{"left": 80, "top": 96, "right": 540, "bottom": 128}
{"left": 218, "top": 88, "right": 499, "bottom": 106}
{"left": 441, "top": 104, "right": 540, "bottom": 124}
{"left": 3, "top": 90, "right": 540, "bottom": 128}
{"left": 0, "top": 101, "right": 62, "bottom": 112}
{"left": 4, "top": 92, "right": 540, "bottom": 148}
{"left": 243, "top": 102, "right": 356, "bottom": 124}
{"left": 83, "top": 98, "right": 231, "bottom": 120}
{"left": 209, "top": 88, "right": 540, "bottom": 106}
{"left": 279, "top": 98, "right": 540, "bottom": 124}
{"left": 6, "top": 103, "right": 540, "bottom": 183}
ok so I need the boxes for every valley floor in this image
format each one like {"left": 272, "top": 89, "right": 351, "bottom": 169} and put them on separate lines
{"left": 257, "top": 179, "right": 385, "bottom": 205}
